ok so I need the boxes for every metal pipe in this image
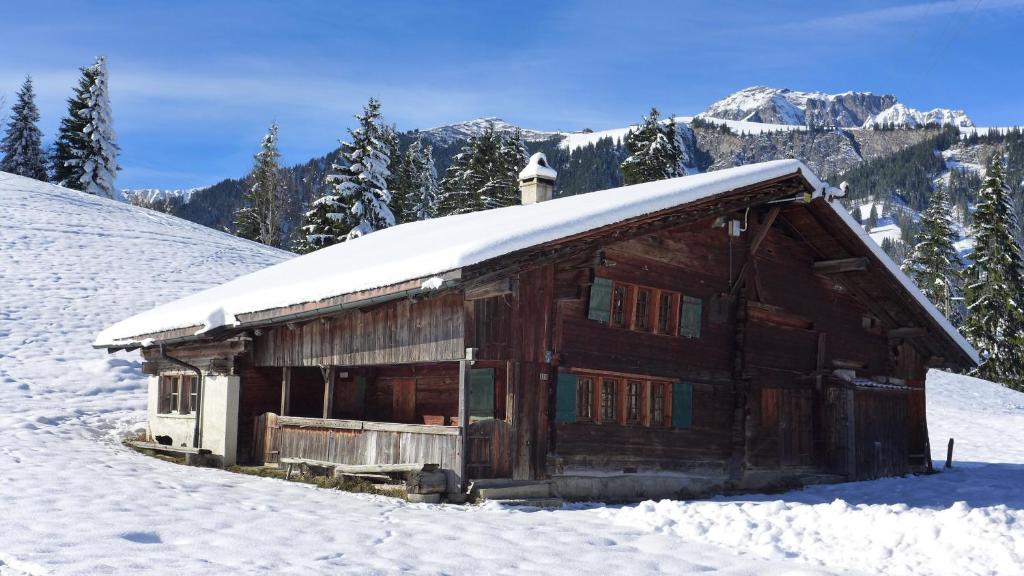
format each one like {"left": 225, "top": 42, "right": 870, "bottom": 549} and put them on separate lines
{"left": 160, "top": 343, "right": 204, "bottom": 450}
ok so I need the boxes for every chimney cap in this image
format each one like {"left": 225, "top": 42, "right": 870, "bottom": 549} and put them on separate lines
{"left": 519, "top": 152, "right": 557, "bottom": 182}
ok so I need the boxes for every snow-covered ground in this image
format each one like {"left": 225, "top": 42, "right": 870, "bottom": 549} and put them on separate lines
{"left": 2, "top": 172, "right": 1022, "bottom": 575}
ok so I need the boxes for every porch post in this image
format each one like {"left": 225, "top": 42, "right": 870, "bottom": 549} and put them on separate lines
{"left": 322, "top": 366, "right": 335, "bottom": 419}
{"left": 280, "top": 367, "right": 291, "bottom": 416}
{"left": 457, "top": 348, "right": 476, "bottom": 491}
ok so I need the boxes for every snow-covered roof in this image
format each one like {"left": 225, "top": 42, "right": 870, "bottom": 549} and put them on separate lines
{"left": 94, "top": 159, "right": 978, "bottom": 366}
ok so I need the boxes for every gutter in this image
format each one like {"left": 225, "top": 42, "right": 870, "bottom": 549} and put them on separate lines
{"left": 160, "top": 343, "right": 204, "bottom": 450}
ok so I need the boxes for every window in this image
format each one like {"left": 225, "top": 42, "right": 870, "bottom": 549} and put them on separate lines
{"left": 577, "top": 377, "right": 594, "bottom": 421}
{"left": 611, "top": 285, "right": 629, "bottom": 327}
{"left": 650, "top": 382, "right": 667, "bottom": 426}
{"left": 626, "top": 381, "right": 642, "bottom": 424}
{"left": 567, "top": 371, "right": 690, "bottom": 429}
{"left": 600, "top": 379, "right": 618, "bottom": 421}
{"left": 634, "top": 288, "right": 652, "bottom": 331}
{"left": 656, "top": 292, "right": 677, "bottom": 335}
{"left": 158, "top": 374, "right": 198, "bottom": 415}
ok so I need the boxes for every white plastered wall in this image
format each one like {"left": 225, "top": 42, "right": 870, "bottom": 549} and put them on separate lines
{"left": 147, "top": 373, "right": 239, "bottom": 466}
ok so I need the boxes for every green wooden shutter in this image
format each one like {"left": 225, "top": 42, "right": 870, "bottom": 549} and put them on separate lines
{"left": 355, "top": 376, "right": 367, "bottom": 415}
{"left": 672, "top": 382, "right": 693, "bottom": 428}
{"left": 679, "top": 296, "right": 703, "bottom": 339}
{"left": 470, "top": 368, "right": 495, "bottom": 421}
{"left": 587, "top": 277, "right": 613, "bottom": 323}
{"left": 555, "top": 372, "right": 577, "bottom": 422}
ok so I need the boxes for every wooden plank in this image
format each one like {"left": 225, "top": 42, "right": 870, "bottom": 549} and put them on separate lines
{"left": 465, "top": 278, "right": 513, "bottom": 300}
{"left": 280, "top": 367, "right": 291, "bottom": 416}
{"left": 322, "top": 366, "right": 335, "bottom": 419}
{"left": 888, "top": 327, "right": 928, "bottom": 339}
{"left": 729, "top": 206, "right": 780, "bottom": 297}
{"left": 813, "top": 257, "right": 869, "bottom": 275}
{"left": 362, "top": 421, "right": 459, "bottom": 436}
{"left": 457, "top": 356, "right": 472, "bottom": 488}
{"left": 129, "top": 441, "right": 207, "bottom": 455}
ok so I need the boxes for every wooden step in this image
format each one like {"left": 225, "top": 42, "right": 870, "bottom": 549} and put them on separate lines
{"left": 489, "top": 497, "right": 563, "bottom": 508}
{"left": 475, "top": 482, "right": 551, "bottom": 500}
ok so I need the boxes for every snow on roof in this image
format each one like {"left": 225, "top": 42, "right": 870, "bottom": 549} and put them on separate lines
{"left": 519, "top": 152, "right": 557, "bottom": 181}
{"left": 94, "top": 158, "right": 978, "bottom": 365}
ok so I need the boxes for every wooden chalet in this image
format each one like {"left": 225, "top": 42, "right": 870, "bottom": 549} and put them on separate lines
{"left": 96, "top": 156, "right": 977, "bottom": 501}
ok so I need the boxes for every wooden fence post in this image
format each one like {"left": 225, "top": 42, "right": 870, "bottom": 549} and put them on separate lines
{"left": 945, "top": 437, "right": 954, "bottom": 469}
{"left": 280, "top": 367, "right": 291, "bottom": 416}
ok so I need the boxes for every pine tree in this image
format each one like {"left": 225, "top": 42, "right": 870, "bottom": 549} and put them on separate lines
{"left": 620, "top": 108, "right": 684, "bottom": 185}
{"left": 52, "top": 63, "right": 98, "bottom": 189}
{"left": 436, "top": 124, "right": 527, "bottom": 216}
{"left": 901, "top": 185, "right": 965, "bottom": 324}
{"left": 235, "top": 123, "right": 287, "bottom": 247}
{"left": 436, "top": 128, "right": 494, "bottom": 216}
{"left": 392, "top": 138, "right": 439, "bottom": 223}
{"left": 962, "top": 159, "right": 1024, "bottom": 389}
{"left": 483, "top": 127, "right": 527, "bottom": 209}
{"left": 53, "top": 57, "right": 119, "bottom": 198}
{"left": 1, "top": 76, "right": 48, "bottom": 180}
{"left": 409, "top": 140, "right": 438, "bottom": 220}
{"left": 298, "top": 98, "right": 394, "bottom": 251}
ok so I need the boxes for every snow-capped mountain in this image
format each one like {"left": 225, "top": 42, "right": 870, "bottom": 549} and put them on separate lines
{"left": 122, "top": 187, "right": 201, "bottom": 206}
{"left": 414, "top": 117, "right": 560, "bottom": 146}
{"left": 863, "top": 103, "right": 973, "bottom": 128}
{"left": 701, "top": 86, "right": 971, "bottom": 129}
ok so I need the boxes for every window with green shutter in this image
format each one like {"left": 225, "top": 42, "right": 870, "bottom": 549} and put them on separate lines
{"left": 555, "top": 372, "right": 577, "bottom": 422}
{"left": 679, "top": 296, "right": 703, "bottom": 339}
{"left": 587, "top": 277, "right": 613, "bottom": 323}
{"left": 469, "top": 368, "right": 495, "bottom": 421}
{"left": 672, "top": 382, "right": 693, "bottom": 428}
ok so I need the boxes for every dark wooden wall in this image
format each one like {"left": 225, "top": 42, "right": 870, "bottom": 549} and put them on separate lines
{"left": 236, "top": 360, "right": 281, "bottom": 463}
{"left": 252, "top": 291, "right": 464, "bottom": 367}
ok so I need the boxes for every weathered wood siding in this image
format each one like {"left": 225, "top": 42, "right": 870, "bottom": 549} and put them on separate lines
{"left": 266, "top": 415, "right": 463, "bottom": 491}
{"left": 252, "top": 292, "right": 464, "bottom": 367}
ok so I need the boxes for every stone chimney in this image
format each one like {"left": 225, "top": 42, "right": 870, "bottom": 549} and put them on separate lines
{"left": 519, "top": 152, "right": 557, "bottom": 204}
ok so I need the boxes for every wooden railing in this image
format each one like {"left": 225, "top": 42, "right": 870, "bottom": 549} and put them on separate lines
{"left": 254, "top": 413, "right": 463, "bottom": 491}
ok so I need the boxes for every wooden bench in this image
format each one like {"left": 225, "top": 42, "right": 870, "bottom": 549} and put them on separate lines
{"left": 129, "top": 440, "right": 210, "bottom": 456}
{"left": 277, "top": 458, "right": 440, "bottom": 485}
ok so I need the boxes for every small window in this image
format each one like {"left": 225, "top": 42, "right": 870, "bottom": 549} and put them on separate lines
{"left": 626, "top": 381, "right": 642, "bottom": 424}
{"left": 634, "top": 288, "right": 652, "bottom": 331}
{"left": 611, "top": 285, "right": 628, "bottom": 327}
{"left": 651, "top": 382, "right": 667, "bottom": 426}
{"left": 656, "top": 292, "right": 678, "bottom": 335}
{"left": 600, "top": 379, "right": 618, "bottom": 422}
{"left": 158, "top": 374, "right": 198, "bottom": 415}
{"left": 577, "top": 377, "right": 594, "bottom": 421}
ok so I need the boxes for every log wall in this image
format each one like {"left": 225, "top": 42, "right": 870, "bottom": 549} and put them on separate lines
{"left": 252, "top": 291, "right": 464, "bottom": 367}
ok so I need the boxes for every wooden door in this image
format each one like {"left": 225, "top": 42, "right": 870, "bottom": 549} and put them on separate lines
{"left": 778, "top": 388, "right": 815, "bottom": 466}
{"left": 392, "top": 379, "right": 416, "bottom": 423}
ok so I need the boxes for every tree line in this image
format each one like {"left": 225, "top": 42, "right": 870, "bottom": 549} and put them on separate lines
{"left": 1, "top": 57, "right": 119, "bottom": 198}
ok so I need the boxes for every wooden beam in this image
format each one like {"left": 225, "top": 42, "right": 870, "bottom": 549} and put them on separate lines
{"left": 812, "top": 257, "right": 869, "bottom": 274}
{"left": 457, "top": 351, "right": 474, "bottom": 490}
{"left": 729, "top": 206, "right": 781, "bottom": 297}
{"left": 888, "top": 327, "right": 928, "bottom": 339}
{"left": 280, "top": 366, "right": 291, "bottom": 416}
{"left": 322, "top": 365, "right": 335, "bottom": 419}
{"left": 465, "top": 278, "right": 512, "bottom": 300}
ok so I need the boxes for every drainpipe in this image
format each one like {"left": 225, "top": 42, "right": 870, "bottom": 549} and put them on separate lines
{"left": 160, "top": 343, "right": 204, "bottom": 450}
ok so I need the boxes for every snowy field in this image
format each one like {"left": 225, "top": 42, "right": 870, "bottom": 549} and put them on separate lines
{"left": 1, "top": 172, "right": 1023, "bottom": 575}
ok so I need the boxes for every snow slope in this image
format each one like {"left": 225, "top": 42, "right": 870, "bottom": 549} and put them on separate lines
{"left": 1, "top": 171, "right": 1022, "bottom": 575}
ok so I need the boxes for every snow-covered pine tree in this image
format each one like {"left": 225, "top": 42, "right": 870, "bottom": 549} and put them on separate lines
{"left": 409, "top": 139, "right": 438, "bottom": 220}
{"left": 53, "top": 57, "right": 119, "bottom": 198}
{"left": 620, "top": 108, "right": 684, "bottom": 186}
{"left": 52, "top": 63, "right": 99, "bottom": 190}
{"left": 1, "top": 76, "right": 48, "bottom": 180}
{"left": 901, "top": 184, "right": 965, "bottom": 324}
{"left": 963, "top": 159, "right": 1024, "bottom": 389}
{"left": 482, "top": 127, "right": 528, "bottom": 209}
{"left": 235, "top": 122, "right": 287, "bottom": 247}
{"left": 436, "top": 128, "right": 495, "bottom": 216}
{"left": 297, "top": 97, "right": 394, "bottom": 251}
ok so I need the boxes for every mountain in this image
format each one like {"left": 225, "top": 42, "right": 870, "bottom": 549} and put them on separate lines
{"left": 700, "top": 86, "right": 972, "bottom": 129}
{"left": 411, "top": 117, "right": 561, "bottom": 146}
{"left": 863, "top": 103, "right": 973, "bottom": 129}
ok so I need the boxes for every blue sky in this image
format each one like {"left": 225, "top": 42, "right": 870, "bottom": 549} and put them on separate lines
{"left": 2, "top": 0, "right": 1024, "bottom": 189}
